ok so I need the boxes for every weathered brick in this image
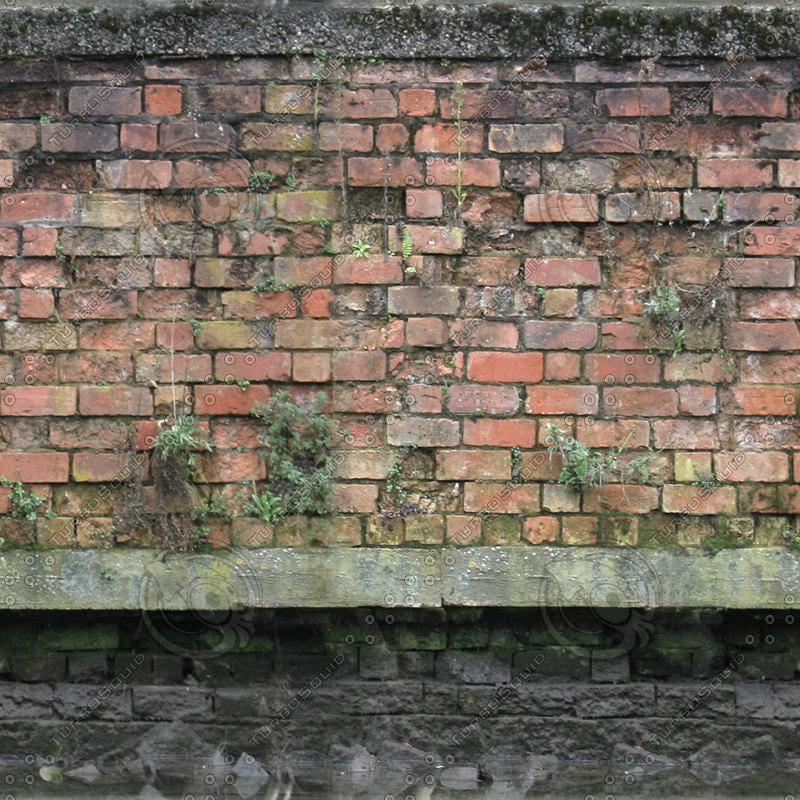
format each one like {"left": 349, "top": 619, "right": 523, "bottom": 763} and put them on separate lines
{"left": 525, "top": 386, "right": 599, "bottom": 415}
{"left": 488, "top": 124, "right": 563, "bottom": 153}
{"left": 527, "top": 257, "right": 601, "bottom": 286}
{"left": 523, "top": 321, "right": 597, "bottom": 350}
{"left": 606, "top": 387, "right": 678, "bottom": 417}
{"left": 68, "top": 86, "right": 141, "bottom": 116}
{"left": 662, "top": 485, "right": 737, "bottom": 514}
{"left": 725, "top": 322, "right": 800, "bottom": 350}
{"left": 0, "top": 386, "right": 75, "bottom": 416}
{"left": 446, "top": 385, "right": 519, "bottom": 415}
{"left": 596, "top": 87, "right": 670, "bottom": 116}
{"left": 467, "top": 352, "right": 543, "bottom": 383}
{"left": 713, "top": 88, "right": 787, "bottom": 117}
{"left": 437, "top": 450, "right": 510, "bottom": 480}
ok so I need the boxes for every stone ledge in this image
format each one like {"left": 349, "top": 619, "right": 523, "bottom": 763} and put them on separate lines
{"left": 0, "top": 546, "right": 797, "bottom": 610}
{"left": 0, "top": 4, "right": 794, "bottom": 59}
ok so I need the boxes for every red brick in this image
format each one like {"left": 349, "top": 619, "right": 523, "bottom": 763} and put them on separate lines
{"left": 739, "top": 485, "right": 800, "bottom": 514}
{"left": 121, "top": 123, "right": 158, "bottom": 151}
{"left": 527, "top": 257, "right": 601, "bottom": 286}
{"left": 646, "top": 122, "right": 755, "bottom": 155}
{"left": 0, "top": 193, "right": 76, "bottom": 224}
{"left": 606, "top": 387, "right": 679, "bottom": 417}
{"left": 0, "top": 122, "right": 36, "bottom": 151}
{"left": 0, "top": 229, "right": 17, "bottom": 256}
{"left": 441, "top": 88, "right": 515, "bottom": 119}
{"left": 300, "top": 289, "right": 331, "bottom": 318}
{"left": 174, "top": 159, "right": 250, "bottom": 189}
{"left": 196, "top": 451, "right": 265, "bottom": 483}
{"left": 389, "top": 225, "right": 462, "bottom": 255}
{"left": 463, "top": 418, "right": 537, "bottom": 447}
{"left": 388, "top": 286, "right": 459, "bottom": 315}
{"left": 523, "top": 321, "right": 597, "bottom": 350}
{"left": 0, "top": 452, "right": 69, "bottom": 483}
{"left": 778, "top": 159, "right": 800, "bottom": 187}
{"left": 427, "top": 157, "right": 501, "bottom": 187}
{"left": 564, "top": 122, "right": 640, "bottom": 153}
{"left": 136, "top": 354, "right": 211, "bottom": 384}
{"left": 653, "top": 419, "right": 718, "bottom": 449}
{"left": 464, "top": 482, "right": 540, "bottom": 514}
{"left": 293, "top": 352, "right": 331, "bottom": 383}
{"left": 679, "top": 385, "right": 717, "bottom": 416}
{"left": 662, "top": 485, "right": 737, "bottom": 514}
{"left": 714, "top": 452, "right": 788, "bottom": 483}
{"left": 714, "top": 88, "right": 787, "bottom": 117}
{"left": 523, "top": 516, "right": 559, "bottom": 544}
{"left": 191, "top": 84, "right": 261, "bottom": 113}
{"left": 59, "top": 289, "right": 137, "bottom": 320}
{"left": 331, "top": 351, "right": 385, "bottom": 381}
{"left": 79, "top": 386, "right": 153, "bottom": 416}
{"left": 544, "top": 352, "right": 581, "bottom": 381}
{"left": 436, "top": 449, "right": 509, "bottom": 480}
{"left": 406, "top": 317, "right": 448, "bottom": 347}
{"left": 156, "top": 322, "right": 193, "bottom": 351}
{"left": 414, "top": 124, "right": 482, "bottom": 154}
{"left": 348, "top": 157, "right": 423, "bottom": 187}
{"left": 399, "top": 88, "right": 436, "bottom": 116}
{"left": 698, "top": 158, "right": 773, "bottom": 187}
{"left": 525, "top": 386, "right": 599, "bottom": 415}
{"left": 21, "top": 227, "right": 57, "bottom": 257}
{"left": 446, "top": 385, "right": 519, "bottom": 415}
{"left": 577, "top": 419, "right": 649, "bottom": 449}
{"left": 386, "top": 417, "right": 459, "bottom": 448}
{"left": 729, "top": 386, "right": 795, "bottom": 415}
{"left": 42, "top": 123, "right": 118, "bottom": 153}
{"left": 467, "top": 352, "right": 543, "bottom": 383}
{"left": 584, "top": 485, "right": 659, "bottom": 513}
{"left": 376, "top": 123, "right": 409, "bottom": 153}
{"left": 523, "top": 193, "right": 598, "bottom": 223}
{"left": 221, "top": 290, "right": 295, "bottom": 319}
{"left": 740, "top": 353, "right": 800, "bottom": 383}
{"left": 447, "top": 515, "right": 481, "bottom": 545}
{"left": 596, "top": 87, "right": 670, "bottom": 117}
{"left": 80, "top": 321, "right": 155, "bottom": 350}
{"left": 334, "top": 256, "right": 403, "bottom": 284}
{"left": 18, "top": 289, "right": 54, "bottom": 319}
{"left": 0, "top": 386, "right": 75, "bottom": 416}
{"left": 334, "top": 88, "right": 397, "bottom": 118}
{"left": 144, "top": 85, "right": 182, "bottom": 115}
{"left": 68, "top": 86, "right": 141, "bottom": 116}
{"left": 319, "top": 122, "right": 372, "bottom": 152}
{"left": 489, "top": 124, "right": 563, "bottom": 153}
{"left": 606, "top": 191, "right": 680, "bottom": 222}
{"left": 333, "top": 484, "right": 379, "bottom": 514}
{"left": 586, "top": 353, "right": 660, "bottom": 384}
{"left": 725, "top": 322, "right": 800, "bottom": 350}
{"left": 153, "top": 258, "right": 190, "bottom": 288}
{"left": 214, "top": 352, "right": 290, "bottom": 382}
{"left": 727, "top": 258, "right": 794, "bottom": 288}
{"left": 195, "top": 384, "right": 271, "bottom": 415}
{"left": 57, "top": 353, "right": 132, "bottom": 384}
{"left": 449, "top": 321, "right": 518, "bottom": 349}
{"left": 743, "top": 226, "right": 800, "bottom": 256}
{"left": 407, "top": 189, "right": 443, "bottom": 218}
{"left": 73, "top": 453, "right": 145, "bottom": 483}
{"left": 160, "top": 121, "right": 235, "bottom": 152}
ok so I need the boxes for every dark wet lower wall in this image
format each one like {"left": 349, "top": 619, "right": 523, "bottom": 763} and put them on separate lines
{"left": 2, "top": 606, "right": 799, "bottom": 784}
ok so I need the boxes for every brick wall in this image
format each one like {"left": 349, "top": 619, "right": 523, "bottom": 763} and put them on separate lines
{"left": 1, "top": 53, "right": 800, "bottom": 549}
{"left": 2, "top": 607, "right": 799, "bottom": 771}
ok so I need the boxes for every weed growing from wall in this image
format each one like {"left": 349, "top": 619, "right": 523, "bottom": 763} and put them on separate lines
{"left": 251, "top": 390, "right": 334, "bottom": 516}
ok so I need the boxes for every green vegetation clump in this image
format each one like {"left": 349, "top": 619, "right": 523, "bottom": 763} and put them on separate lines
{"left": 546, "top": 424, "right": 655, "bottom": 491}
{"left": 0, "top": 477, "right": 53, "bottom": 523}
{"left": 251, "top": 390, "right": 334, "bottom": 517}
{"left": 643, "top": 282, "right": 685, "bottom": 356}
{"left": 151, "top": 416, "right": 214, "bottom": 552}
